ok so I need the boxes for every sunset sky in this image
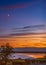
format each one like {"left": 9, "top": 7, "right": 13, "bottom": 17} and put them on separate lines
{"left": 0, "top": 0, "right": 46, "bottom": 48}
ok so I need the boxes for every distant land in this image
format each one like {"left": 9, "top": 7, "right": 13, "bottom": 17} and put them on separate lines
{"left": 13, "top": 47, "right": 46, "bottom": 53}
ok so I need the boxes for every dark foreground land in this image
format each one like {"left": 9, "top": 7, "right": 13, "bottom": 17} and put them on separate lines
{"left": 0, "top": 43, "right": 46, "bottom": 65}
{"left": 0, "top": 58, "right": 46, "bottom": 65}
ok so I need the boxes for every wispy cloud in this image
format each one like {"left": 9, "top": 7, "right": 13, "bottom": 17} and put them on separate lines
{"left": 0, "top": 3, "right": 32, "bottom": 10}
{"left": 11, "top": 24, "right": 46, "bottom": 33}
{"left": 0, "top": 25, "right": 46, "bottom": 37}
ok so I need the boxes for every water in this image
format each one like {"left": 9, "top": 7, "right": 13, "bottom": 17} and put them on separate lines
{"left": 8, "top": 53, "right": 45, "bottom": 59}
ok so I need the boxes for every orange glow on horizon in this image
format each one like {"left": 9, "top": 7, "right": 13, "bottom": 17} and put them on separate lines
{"left": 0, "top": 34, "right": 46, "bottom": 58}
{"left": 0, "top": 34, "right": 46, "bottom": 48}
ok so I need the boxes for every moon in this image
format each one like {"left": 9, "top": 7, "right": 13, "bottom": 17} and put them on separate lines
{"left": 8, "top": 14, "right": 10, "bottom": 17}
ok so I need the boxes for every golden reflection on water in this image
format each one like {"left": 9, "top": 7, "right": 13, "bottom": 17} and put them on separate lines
{"left": 17, "top": 53, "right": 45, "bottom": 58}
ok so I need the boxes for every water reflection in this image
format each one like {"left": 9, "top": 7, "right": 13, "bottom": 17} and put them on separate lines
{"left": 8, "top": 53, "right": 45, "bottom": 59}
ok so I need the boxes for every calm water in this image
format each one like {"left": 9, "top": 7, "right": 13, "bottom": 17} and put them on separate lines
{"left": 8, "top": 53, "right": 46, "bottom": 59}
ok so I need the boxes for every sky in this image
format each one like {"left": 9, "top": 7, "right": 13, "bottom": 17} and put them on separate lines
{"left": 0, "top": 0, "right": 46, "bottom": 48}
{"left": 0, "top": 0, "right": 46, "bottom": 35}
{"left": 0, "top": 0, "right": 46, "bottom": 59}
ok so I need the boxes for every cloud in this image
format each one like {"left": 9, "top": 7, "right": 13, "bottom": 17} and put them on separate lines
{"left": 11, "top": 24, "right": 46, "bottom": 33}
{"left": 23, "top": 25, "right": 45, "bottom": 29}
{"left": 0, "top": 3, "right": 32, "bottom": 10}
{"left": 0, "top": 25, "right": 46, "bottom": 37}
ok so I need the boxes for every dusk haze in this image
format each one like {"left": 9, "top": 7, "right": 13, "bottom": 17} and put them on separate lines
{"left": 0, "top": 0, "right": 46, "bottom": 65}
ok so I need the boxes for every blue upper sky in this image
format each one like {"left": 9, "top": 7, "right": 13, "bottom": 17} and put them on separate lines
{"left": 0, "top": 0, "right": 46, "bottom": 36}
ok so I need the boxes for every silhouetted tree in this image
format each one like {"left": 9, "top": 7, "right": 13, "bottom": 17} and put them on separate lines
{"left": 1, "top": 43, "right": 13, "bottom": 65}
